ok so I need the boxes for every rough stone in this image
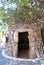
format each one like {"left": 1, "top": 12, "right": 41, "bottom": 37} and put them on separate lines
{"left": 5, "top": 22, "right": 43, "bottom": 58}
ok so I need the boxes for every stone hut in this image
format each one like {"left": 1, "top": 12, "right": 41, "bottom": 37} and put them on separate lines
{"left": 5, "top": 22, "right": 43, "bottom": 59}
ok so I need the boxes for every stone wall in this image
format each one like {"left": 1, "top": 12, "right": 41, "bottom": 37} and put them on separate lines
{"left": 28, "top": 29, "right": 43, "bottom": 58}
{"left": 5, "top": 22, "right": 43, "bottom": 58}
{"left": 5, "top": 32, "right": 18, "bottom": 57}
{"left": 5, "top": 41, "right": 18, "bottom": 57}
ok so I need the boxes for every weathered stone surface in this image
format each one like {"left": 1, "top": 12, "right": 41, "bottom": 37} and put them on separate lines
{"left": 5, "top": 22, "right": 43, "bottom": 58}
{"left": 5, "top": 41, "right": 18, "bottom": 57}
{"left": 14, "top": 32, "right": 18, "bottom": 42}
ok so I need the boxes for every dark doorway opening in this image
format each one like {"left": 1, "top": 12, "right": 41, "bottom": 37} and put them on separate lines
{"left": 41, "top": 28, "right": 44, "bottom": 46}
{"left": 17, "top": 32, "right": 29, "bottom": 59}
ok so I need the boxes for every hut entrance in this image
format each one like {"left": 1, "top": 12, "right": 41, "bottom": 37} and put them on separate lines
{"left": 41, "top": 28, "right": 44, "bottom": 46}
{"left": 17, "top": 32, "right": 29, "bottom": 58}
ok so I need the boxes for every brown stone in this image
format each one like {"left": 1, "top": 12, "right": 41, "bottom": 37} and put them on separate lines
{"left": 5, "top": 22, "right": 43, "bottom": 58}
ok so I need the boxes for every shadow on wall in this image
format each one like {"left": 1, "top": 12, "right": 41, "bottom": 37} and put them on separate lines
{"left": 41, "top": 27, "right": 44, "bottom": 46}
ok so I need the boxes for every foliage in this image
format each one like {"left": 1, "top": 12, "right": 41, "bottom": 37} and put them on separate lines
{"left": 0, "top": 0, "right": 44, "bottom": 27}
{"left": 0, "top": 22, "right": 8, "bottom": 36}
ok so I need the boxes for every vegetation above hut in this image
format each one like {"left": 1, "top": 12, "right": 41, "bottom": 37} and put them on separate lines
{"left": 0, "top": 0, "right": 44, "bottom": 27}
